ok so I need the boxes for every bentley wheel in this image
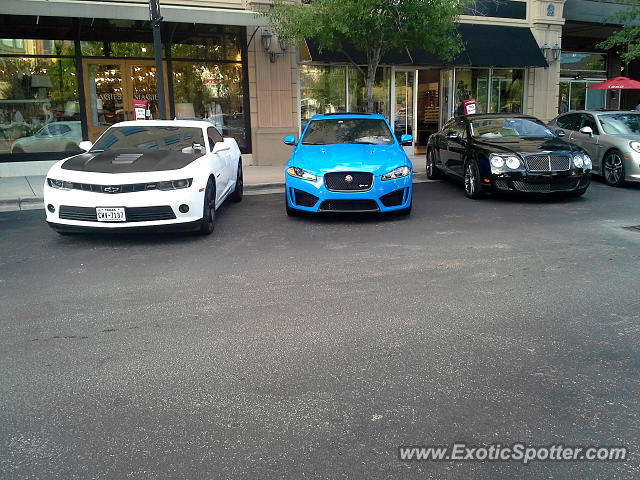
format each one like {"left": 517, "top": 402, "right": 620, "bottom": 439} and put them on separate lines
{"left": 603, "top": 150, "right": 626, "bottom": 187}
{"left": 199, "top": 178, "right": 216, "bottom": 235}
{"left": 229, "top": 159, "right": 243, "bottom": 202}
{"left": 464, "top": 160, "right": 483, "bottom": 199}
{"left": 426, "top": 149, "right": 442, "bottom": 180}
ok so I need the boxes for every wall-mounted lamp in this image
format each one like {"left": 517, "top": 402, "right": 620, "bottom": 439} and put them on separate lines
{"left": 261, "top": 29, "right": 288, "bottom": 63}
{"left": 541, "top": 43, "right": 561, "bottom": 63}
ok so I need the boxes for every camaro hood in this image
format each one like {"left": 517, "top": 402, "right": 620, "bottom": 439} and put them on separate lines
{"left": 60, "top": 149, "right": 202, "bottom": 174}
{"left": 292, "top": 144, "right": 408, "bottom": 175}
{"left": 473, "top": 137, "right": 579, "bottom": 155}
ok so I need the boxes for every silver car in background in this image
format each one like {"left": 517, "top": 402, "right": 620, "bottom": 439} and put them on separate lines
{"left": 548, "top": 111, "right": 640, "bottom": 186}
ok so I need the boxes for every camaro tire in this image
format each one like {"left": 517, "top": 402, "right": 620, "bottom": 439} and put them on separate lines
{"left": 199, "top": 178, "right": 216, "bottom": 235}
{"left": 229, "top": 159, "right": 243, "bottom": 202}
{"left": 426, "top": 149, "right": 442, "bottom": 180}
{"left": 603, "top": 149, "right": 626, "bottom": 187}
{"left": 464, "top": 160, "right": 484, "bottom": 199}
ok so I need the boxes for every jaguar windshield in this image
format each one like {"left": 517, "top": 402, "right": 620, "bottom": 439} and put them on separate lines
{"left": 470, "top": 117, "right": 554, "bottom": 139}
{"left": 301, "top": 118, "right": 395, "bottom": 145}
{"left": 597, "top": 113, "right": 640, "bottom": 136}
{"left": 92, "top": 126, "right": 205, "bottom": 152}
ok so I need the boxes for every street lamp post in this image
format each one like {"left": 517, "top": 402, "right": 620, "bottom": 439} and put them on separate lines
{"left": 149, "top": 0, "right": 167, "bottom": 119}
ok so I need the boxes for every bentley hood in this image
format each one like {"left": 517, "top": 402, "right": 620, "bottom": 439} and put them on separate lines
{"left": 60, "top": 149, "right": 202, "bottom": 174}
{"left": 292, "top": 144, "right": 409, "bottom": 176}
{"left": 473, "top": 137, "right": 580, "bottom": 155}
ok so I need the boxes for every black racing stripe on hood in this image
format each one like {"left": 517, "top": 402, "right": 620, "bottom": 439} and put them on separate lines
{"left": 61, "top": 149, "right": 202, "bottom": 173}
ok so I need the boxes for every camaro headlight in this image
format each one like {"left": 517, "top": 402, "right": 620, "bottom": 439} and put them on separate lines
{"left": 156, "top": 178, "right": 192, "bottom": 190}
{"left": 47, "top": 178, "right": 73, "bottom": 190}
{"left": 505, "top": 156, "right": 521, "bottom": 169}
{"left": 630, "top": 141, "right": 640, "bottom": 153}
{"left": 381, "top": 166, "right": 411, "bottom": 181}
{"left": 573, "top": 154, "right": 584, "bottom": 168}
{"left": 489, "top": 154, "right": 505, "bottom": 168}
{"left": 287, "top": 167, "right": 317, "bottom": 182}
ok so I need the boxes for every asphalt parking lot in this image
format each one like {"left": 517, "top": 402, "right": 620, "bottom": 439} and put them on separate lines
{"left": 1, "top": 177, "right": 639, "bottom": 479}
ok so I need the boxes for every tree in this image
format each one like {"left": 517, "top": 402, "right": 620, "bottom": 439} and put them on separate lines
{"left": 596, "top": 1, "right": 640, "bottom": 64}
{"left": 267, "top": 0, "right": 468, "bottom": 113}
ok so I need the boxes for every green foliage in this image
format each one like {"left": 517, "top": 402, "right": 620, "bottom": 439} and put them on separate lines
{"left": 597, "top": 1, "right": 640, "bottom": 63}
{"left": 268, "top": 0, "right": 469, "bottom": 111}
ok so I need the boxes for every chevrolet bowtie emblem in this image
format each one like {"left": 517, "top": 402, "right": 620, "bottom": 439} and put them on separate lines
{"left": 104, "top": 186, "right": 120, "bottom": 193}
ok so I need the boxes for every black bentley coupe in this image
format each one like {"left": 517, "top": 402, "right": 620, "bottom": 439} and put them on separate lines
{"left": 426, "top": 114, "right": 592, "bottom": 199}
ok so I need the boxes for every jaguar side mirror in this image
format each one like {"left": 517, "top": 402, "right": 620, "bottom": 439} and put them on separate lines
{"left": 579, "top": 126, "right": 594, "bottom": 137}
{"left": 555, "top": 129, "right": 566, "bottom": 137}
{"left": 78, "top": 140, "right": 93, "bottom": 152}
{"left": 400, "top": 134, "right": 413, "bottom": 146}
{"left": 283, "top": 135, "right": 296, "bottom": 146}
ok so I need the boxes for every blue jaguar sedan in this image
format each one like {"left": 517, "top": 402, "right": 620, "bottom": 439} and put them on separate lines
{"left": 284, "top": 113, "right": 413, "bottom": 215}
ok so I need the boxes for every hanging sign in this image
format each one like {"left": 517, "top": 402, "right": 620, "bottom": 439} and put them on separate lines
{"left": 132, "top": 99, "right": 148, "bottom": 120}
{"left": 463, "top": 99, "right": 477, "bottom": 115}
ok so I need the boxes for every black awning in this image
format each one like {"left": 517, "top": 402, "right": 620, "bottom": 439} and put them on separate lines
{"left": 304, "top": 23, "right": 547, "bottom": 68}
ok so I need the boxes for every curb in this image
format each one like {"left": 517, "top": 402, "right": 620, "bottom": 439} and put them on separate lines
{"left": 0, "top": 176, "right": 430, "bottom": 212}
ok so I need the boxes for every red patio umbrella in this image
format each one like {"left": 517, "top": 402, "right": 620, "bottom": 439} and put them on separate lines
{"left": 586, "top": 76, "right": 640, "bottom": 109}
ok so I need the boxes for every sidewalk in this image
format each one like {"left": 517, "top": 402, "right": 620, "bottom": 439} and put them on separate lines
{"left": 0, "top": 154, "right": 426, "bottom": 212}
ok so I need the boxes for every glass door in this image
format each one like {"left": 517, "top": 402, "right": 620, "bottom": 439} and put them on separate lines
{"left": 393, "top": 70, "right": 415, "bottom": 148}
{"left": 83, "top": 60, "right": 169, "bottom": 141}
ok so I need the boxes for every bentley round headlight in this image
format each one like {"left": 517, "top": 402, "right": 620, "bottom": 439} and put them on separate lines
{"left": 490, "top": 155, "right": 505, "bottom": 168}
{"left": 573, "top": 154, "right": 584, "bottom": 168}
{"left": 505, "top": 156, "right": 521, "bottom": 169}
{"left": 583, "top": 154, "right": 592, "bottom": 169}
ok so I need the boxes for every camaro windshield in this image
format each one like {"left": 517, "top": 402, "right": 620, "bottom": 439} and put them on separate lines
{"left": 470, "top": 117, "right": 554, "bottom": 139}
{"left": 597, "top": 113, "right": 640, "bottom": 136}
{"left": 302, "top": 119, "right": 395, "bottom": 145}
{"left": 92, "top": 126, "right": 205, "bottom": 151}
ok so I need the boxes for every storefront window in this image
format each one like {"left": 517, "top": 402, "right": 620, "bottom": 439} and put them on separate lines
{"left": 171, "top": 61, "right": 246, "bottom": 151}
{"left": 490, "top": 69, "right": 524, "bottom": 113}
{"left": 81, "top": 41, "right": 155, "bottom": 58}
{"left": 348, "top": 66, "right": 391, "bottom": 118}
{"left": 300, "top": 66, "right": 346, "bottom": 128}
{"left": 171, "top": 38, "right": 242, "bottom": 62}
{"left": 559, "top": 80, "right": 605, "bottom": 112}
{"left": 454, "top": 68, "right": 489, "bottom": 114}
{"left": 0, "top": 57, "right": 80, "bottom": 154}
{"left": 0, "top": 39, "right": 74, "bottom": 56}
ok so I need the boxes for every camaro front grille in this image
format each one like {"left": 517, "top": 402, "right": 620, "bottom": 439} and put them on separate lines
{"left": 525, "top": 155, "right": 571, "bottom": 172}
{"left": 318, "top": 199, "right": 379, "bottom": 212}
{"left": 324, "top": 172, "right": 374, "bottom": 192}
{"left": 59, "top": 206, "right": 176, "bottom": 222}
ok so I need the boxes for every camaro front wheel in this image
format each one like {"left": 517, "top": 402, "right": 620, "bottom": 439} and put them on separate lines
{"left": 229, "top": 159, "right": 243, "bottom": 202}
{"left": 199, "top": 178, "right": 216, "bottom": 235}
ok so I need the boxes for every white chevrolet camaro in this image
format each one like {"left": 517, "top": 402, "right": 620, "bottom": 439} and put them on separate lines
{"left": 44, "top": 120, "right": 243, "bottom": 235}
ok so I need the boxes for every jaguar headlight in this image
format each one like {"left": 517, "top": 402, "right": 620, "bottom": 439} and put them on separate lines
{"left": 156, "top": 178, "right": 193, "bottom": 190}
{"left": 630, "top": 141, "right": 640, "bottom": 153}
{"left": 47, "top": 178, "right": 72, "bottom": 190}
{"left": 381, "top": 166, "right": 411, "bottom": 181}
{"left": 489, "top": 154, "right": 505, "bottom": 169}
{"left": 573, "top": 154, "right": 584, "bottom": 169}
{"left": 505, "top": 156, "right": 521, "bottom": 169}
{"left": 287, "top": 167, "right": 317, "bottom": 182}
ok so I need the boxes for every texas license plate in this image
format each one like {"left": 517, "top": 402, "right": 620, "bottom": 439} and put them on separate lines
{"left": 96, "top": 207, "right": 126, "bottom": 222}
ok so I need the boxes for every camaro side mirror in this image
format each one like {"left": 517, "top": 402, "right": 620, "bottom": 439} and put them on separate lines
{"left": 78, "top": 140, "right": 93, "bottom": 152}
{"left": 400, "top": 134, "right": 413, "bottom": 146}
{"left": 283, "top": 135, "right": 296, "bottom": 146}
{"left": 555, "top": 129, "right": 566, "bottom": 137}
{"left": 192, "top": 143, "right": 204, "bottom": 154}
{"left": 580, "top": 126, "right": 594, "bottom": 137}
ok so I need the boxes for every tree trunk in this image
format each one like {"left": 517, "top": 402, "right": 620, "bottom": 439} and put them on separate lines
{"left": 365, "top": 47, "right": 382, "bottom": 113}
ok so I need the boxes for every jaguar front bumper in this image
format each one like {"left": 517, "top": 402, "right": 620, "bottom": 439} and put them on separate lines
{"left": 285, "top": 173, "right": 412, "bottom": 213}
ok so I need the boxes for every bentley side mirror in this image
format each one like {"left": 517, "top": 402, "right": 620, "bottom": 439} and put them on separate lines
{"left": 555, "top": 129, "right": 566, "bottom": 137}
{"left": 579, "top": 126, "right": 594, "bottom": 137}
{"left": 447, "top": 132, "right": 460, "bottom": 140}
{"left": 400, "top": 134, "right": 413, "bottom": 146}
{"left": 78, "top": 140, "right": 93, "bottom": 152}
{"left": 283, "top": 135, "right": 296, "bottom": 146}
